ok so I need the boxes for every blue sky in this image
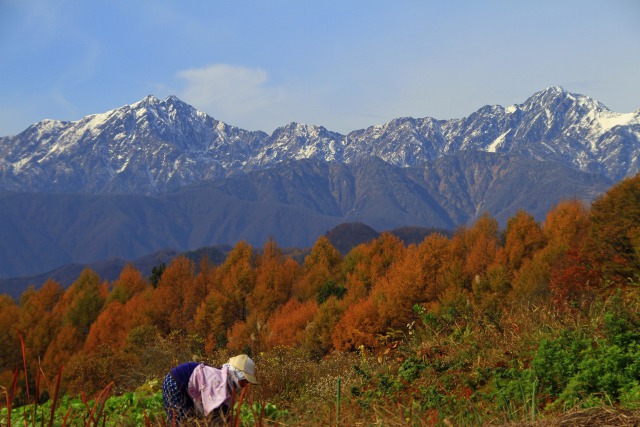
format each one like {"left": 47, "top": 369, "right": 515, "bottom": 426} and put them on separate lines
{"left": 1, "top": 0, "right": 639, "bottom": 136}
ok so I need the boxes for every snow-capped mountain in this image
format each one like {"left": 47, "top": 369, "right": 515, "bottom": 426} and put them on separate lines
{"left": 0, "top": 86, "right": 638, "bottom": 194}
{"left": 348, "top": 86, "right": 640, "bottom": 177}
{"left": 0, "top": 95, "right": 269, "bottom": 193}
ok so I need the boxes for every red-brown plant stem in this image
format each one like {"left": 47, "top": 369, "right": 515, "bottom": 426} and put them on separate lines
{"left": 61, "top": 406, "right": 72, "bottom": 426}
{"left": 17, "top": 330, "right": 31, "bottom": 404}
{"left": 33, "top": 369, "right": 42, "bottom": 427}
{"left": 48, "top": 366, "right": 63, "bottom": 427}
{"left": 5, "top": 368, "right": 19, "bottom": 427}
{"left": 85, "top": 382, "right": 113, "bottom": 427}
{"left": 233, "top": 386, "right": 248, "bottom": 427}
{"left": 143, "top": 409, "right": 152, "bottom": 427}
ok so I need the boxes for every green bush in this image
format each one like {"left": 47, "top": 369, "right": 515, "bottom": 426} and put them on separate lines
{"left": 529, "top": 303, "right": 640, "bottom": 409}
{"left": 398, "top": 356, "right": 427, "bottom": 382}
{"left": 532, "top": 330, "right": 591, "bottom": 397}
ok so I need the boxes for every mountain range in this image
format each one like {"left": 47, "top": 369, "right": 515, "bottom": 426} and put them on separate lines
{"left": 0, "top": 86, "right": 637, "bottom": 281}
{"left": 1, "top": 86, "right": 638, "bottom": 194}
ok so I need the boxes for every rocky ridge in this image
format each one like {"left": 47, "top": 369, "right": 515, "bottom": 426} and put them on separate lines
{"left": 1, "top": 86, "right": 637, "bottom": 194}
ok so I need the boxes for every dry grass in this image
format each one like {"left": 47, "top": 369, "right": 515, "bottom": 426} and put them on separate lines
{"left": 503, "top": 407, "right": 640, "bottom": 427}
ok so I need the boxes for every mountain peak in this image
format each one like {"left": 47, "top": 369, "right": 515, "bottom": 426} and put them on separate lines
{"left": 276, "top": 122, "right": 316, "bottom": 134}
{"left": 134, "top": 95, "right": 162, "bottom": 108}
{"left": 164, "top": 95, "right": 199, "bottom": 114}
{"left": 543, "top": 85, "right": 566, "bottom": 94}
{"left": 522, "top": 86, "right": 608, "bottom": 113}
{"left": 528, "top": 86, "right": 569, "bottom": 103}
{"left": 165, "top": 95, "right": 192, "bottom": 107}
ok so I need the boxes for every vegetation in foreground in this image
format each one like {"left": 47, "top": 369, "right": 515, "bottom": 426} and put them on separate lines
{"left": 1, "top": 174, "right": 640, "bottom": 426}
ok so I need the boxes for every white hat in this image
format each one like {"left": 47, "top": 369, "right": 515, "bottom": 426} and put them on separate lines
{"left": 228, "top": 354, "right": 258, "bottom": 384}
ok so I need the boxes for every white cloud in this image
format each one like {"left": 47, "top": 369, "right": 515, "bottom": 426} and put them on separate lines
{"left": 174, "top": 63, "right": 404, "bottom": 133}
{"left": 176, "top": 64, "right": 288, "bottom": 130}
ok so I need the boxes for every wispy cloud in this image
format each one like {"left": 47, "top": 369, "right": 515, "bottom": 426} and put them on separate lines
{"left": 176, "top": 64, "right": 288, "bottom": 130}
{"left": 174, "top": 63, "right": 400, "bottom": 133}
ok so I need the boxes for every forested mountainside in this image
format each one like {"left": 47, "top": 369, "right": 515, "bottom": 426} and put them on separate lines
{"left": 0, "top": 153, "right": 610, "bottom": 278}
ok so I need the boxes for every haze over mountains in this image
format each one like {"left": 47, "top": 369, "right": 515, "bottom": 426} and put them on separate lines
{"left": 0, "top": 87, "right": 637, "bottom": 280}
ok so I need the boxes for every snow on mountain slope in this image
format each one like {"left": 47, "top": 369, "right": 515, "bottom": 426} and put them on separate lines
{"left": 0, "top": 86, "right": 638, "bottom": 194}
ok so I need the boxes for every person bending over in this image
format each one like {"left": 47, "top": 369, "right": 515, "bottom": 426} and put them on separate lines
{"left": 162, "top": 354, "right": 258, "bottom": 425}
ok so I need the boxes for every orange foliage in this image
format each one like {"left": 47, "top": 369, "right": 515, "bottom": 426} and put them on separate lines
{"left": 155, "top": 256, "right": 196, "bottom": 331}
{"left": 218, "top": 241, "right": 255, "bottom": 323}
{"left": 361, "top": 233, "right": 405, "bottom": 285}
{"left": 589, "top": 174, "right": 640, "bottom": 283}
{"left": 43, "top": 324, "right": 83, "bottom": 374}
{"left": 503, "top": 210, "right": 546, "bottom": 272}
{"left": 193, "top": 243, "right": 256, "bottom": 352}
{"left": 336, "top": 246, "right": 429, "bottom": 352}
{"left": 192, "top": 258, "right": 216, "bottom": 304}
{"left": 56, "top": 269, "right": 108, "bottom": 340}
{"left": 250, "top": 239, "right": 299, "bottom": 318}
{"left": 295, "top": 236, "right": 342, "bottom": 300}
{"left": 342, "top": 270, "right": 369, "bottom": 307}
{"left": 466, "top": 233, "right": 499, "bottom": 276}
{"left": 374, "top": 246, "right": 424, "bottom": 330}
{"left": 84, "top": 301, "right": 128, "bottom": 353}
{"left": 303, "top": 296, "right": 345, "bottom": 357}
{"left": 38, "top": 270, "right": 107, "bottom": 377}
{"left": 193, "top": 289, "right": 228, "bottom": 353}
{"left": 418, "top": 233, "right": 452, "bottom": 302}
{"left": 543, "top": 199, "right": 590, "bottom": 247}
{"left": 146, "top": 285, "right": 177, "bottom": 334}
{"left": 17, "top": 279, "right": 64, "bottom": 363}
{"left": 226, "top": 320, "right": 251, "bottom": 353}
{"left": 0, "top": 295, "right": 20, "bottom": 372}
{"left": 266, "top": 298, "right": 318, "bottom": 349}
{"left": 448, "top": 214, "right": 501, "bottom": 287}
{"left": 184, "top": 257, "right": 217, "bottom": 334}
{"left": 332, "top": 298, "right": 380, "bottom": 351}
{"left": 342, "top": 233, "right": 405, "bottom": 303}
{"left": 109, "top": 264, "right": 148, "bottom": 303}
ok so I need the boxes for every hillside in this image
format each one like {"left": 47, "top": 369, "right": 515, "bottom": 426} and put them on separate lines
{"left": 0, "top": 153, "right": 610, "bottom": 279}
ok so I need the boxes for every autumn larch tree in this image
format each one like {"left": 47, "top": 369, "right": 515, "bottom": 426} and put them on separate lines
{"left": 502, "top": 210, "right": 547, "bottom": 273}
{"left": 0, "top": 295, "right": 21, "bottom": 378}
{"left": 265, "top": 298, "right": 318, "bottom": 350}
{"left": 295, "top": 236, "right": 343, "bottom": 301}
{"left": 16, "top": 279, "right": 64, "bottom": 369}
{"left": 589, "top": 174, "right": 640, "bottom": 285}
